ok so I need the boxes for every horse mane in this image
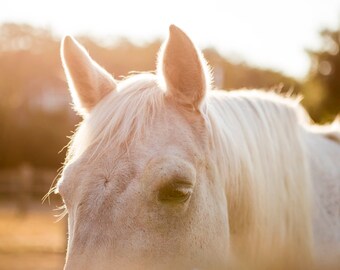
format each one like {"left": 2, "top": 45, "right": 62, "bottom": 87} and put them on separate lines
{"left": 65, "top": 73, "right": 165, "bottom": 164}
{"left": 205, "top": 89, "right": 314, "bottom": 264}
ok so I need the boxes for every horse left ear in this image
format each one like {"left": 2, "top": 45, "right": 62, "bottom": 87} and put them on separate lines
{"left": 61, "top": 36, "right": 117, "bottom": 115}
{"left": 157, "top": 25, "right": 211, "bottom": 111}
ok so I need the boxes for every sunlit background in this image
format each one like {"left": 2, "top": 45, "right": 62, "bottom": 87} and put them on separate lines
{"left": 2, "top": 0, "right": 340, "bottom": 78}
{"left": 1, "top": 0, "right": 340, "bottom": 269}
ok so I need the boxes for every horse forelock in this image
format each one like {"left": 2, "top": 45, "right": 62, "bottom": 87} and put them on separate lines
{"left": 65, "top": 73, "right": 165, "bottom": 165}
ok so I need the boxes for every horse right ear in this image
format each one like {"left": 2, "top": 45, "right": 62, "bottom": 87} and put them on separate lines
{"left": 61, "top": 36, "right": 116, "bottom": 115}
{"left": 157, "top": 25, "right": 211, "bottom": 112}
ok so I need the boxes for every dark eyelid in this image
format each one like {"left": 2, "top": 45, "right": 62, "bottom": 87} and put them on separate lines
{"left": 170, "top": 178, "right": 193, "bottom": 187}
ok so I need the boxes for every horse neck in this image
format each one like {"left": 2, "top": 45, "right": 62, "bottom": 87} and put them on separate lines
{"left": 304, "top": 129, "right": 340, "bottom": 254}
{"left": 205, "top": 90, "right": 314, "bottom": 263}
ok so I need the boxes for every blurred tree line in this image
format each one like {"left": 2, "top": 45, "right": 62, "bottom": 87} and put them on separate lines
{"left": 303, "top": 29, "right": 340, "bottom": 121}
{"left": 0, "top": 23, "right": 339, "bottom": 169}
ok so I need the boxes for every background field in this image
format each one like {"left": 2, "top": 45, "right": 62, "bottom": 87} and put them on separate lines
{"left": 0, "top": 201, "right": 66, "bottom": 270}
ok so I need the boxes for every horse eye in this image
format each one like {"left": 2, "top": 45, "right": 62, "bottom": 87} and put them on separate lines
{"left": 158, "top": 181, "right": 193, "bottom": 204}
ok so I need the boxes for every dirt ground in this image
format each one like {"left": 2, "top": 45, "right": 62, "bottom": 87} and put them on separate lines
{"left": 0, "top": 202, "right": 67, "bottom": 270}
{"left": 0, "top": 253, "right": 65, "bottom": 270}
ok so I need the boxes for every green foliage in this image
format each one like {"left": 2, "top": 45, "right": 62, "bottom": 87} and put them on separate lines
{"left": 304, "top": 27, "right": 340, "bottom": 122}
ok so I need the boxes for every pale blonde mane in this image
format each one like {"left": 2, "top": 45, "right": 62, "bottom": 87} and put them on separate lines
{"left": 205, "top": 89, "right": 313, "bottom": 264}
{"left": 66, "top": 73, "right": 165, "bottom": 164}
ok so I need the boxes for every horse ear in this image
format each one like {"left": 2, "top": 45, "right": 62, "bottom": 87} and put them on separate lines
{"left": 61, "top": 36, "right": 116, "bottom": 115}
{"left": 157, "top": 25, "right": 211, "bottom": 111}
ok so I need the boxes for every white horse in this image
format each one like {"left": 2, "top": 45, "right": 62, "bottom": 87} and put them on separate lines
{"left": 57, "top": 25, "right": 340, "bottom": 269}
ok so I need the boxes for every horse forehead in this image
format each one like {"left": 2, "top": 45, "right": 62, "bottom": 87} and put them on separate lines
{"left": 58, "top": 154, "right": 134, "bottom": 197}
{"left": 63, "top": 151, "right": 133, "bottom": 180}
{"left": 134, "top": 129, "right": 201, "bottom": 175}
{"left": 60, "top": 103, "right": 204, "bottom": 187}
{"left": 149, "top": 105, "right": 204, "bottom": 147}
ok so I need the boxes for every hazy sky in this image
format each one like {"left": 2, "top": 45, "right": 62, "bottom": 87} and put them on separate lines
{"left": 2, "top": 0, "right": 340, "bottom": 79}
